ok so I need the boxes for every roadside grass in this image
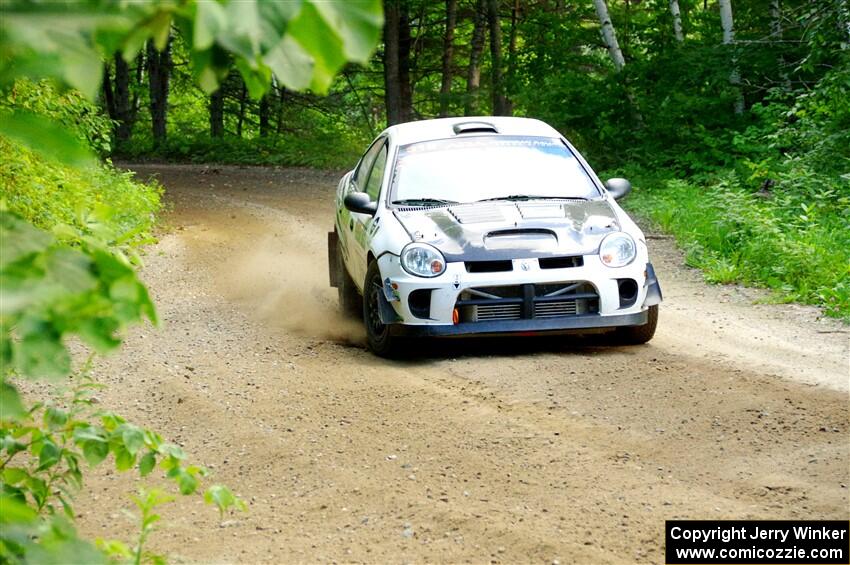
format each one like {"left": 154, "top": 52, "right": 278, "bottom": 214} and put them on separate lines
{"left": 0, "top": 137, "right": 162, "bottom": 239}
{"left": 622, "top": 168, "right": 850, "bottom": 321}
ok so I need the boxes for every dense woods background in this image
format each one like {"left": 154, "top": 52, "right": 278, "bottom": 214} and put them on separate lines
{"left": 2, "top": 3, "right": 846, "bottom": 561}
{"left": 2, "top": 0, "right": 849, "bottom": 318}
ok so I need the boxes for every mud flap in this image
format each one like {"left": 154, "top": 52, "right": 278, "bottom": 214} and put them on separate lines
{"left": 327, "top": 231, "right": 339, "bottom": 288}
{"left": 377, "top": 286, "right": 402, "bottom": 324}
{"left": 643, "top": 262, "right": 663, "bottom": 307}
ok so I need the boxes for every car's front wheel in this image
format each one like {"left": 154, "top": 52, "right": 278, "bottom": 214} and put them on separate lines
{"left": 363, "top": 261, "right": 401, "bottom": 357}
{"left": 614, "top": 304, "right": 658, "bottom": 344}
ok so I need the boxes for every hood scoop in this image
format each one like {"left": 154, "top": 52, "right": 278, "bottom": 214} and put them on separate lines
{"left": 448, "top": 203, "right": 505, "bottom": 224}
{"left": 484, "top": 229, "right": 558, "bottom": 251}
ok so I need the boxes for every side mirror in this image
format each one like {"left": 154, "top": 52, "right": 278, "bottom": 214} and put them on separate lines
{"left": 344, "top": 191, "right": 377, "bottom": 216}
{"left": 604, "top": 178, "right": 632, "bottom": 200}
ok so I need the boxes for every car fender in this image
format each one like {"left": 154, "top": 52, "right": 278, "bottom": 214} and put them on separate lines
{"left": 366, "top": 210, "right": 411, "bottom": 267}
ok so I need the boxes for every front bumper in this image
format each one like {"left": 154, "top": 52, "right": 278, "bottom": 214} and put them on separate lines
{"left": 376, "top": 251, "right": 662, "bottom": 336}
{"left": 390, "top": 310, "right": 647, "bottom": 337}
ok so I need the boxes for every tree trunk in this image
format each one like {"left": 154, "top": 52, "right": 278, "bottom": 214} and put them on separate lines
{"left": 439, "top": 0, "right": 458, "bottom": 117}
{"left": 770, "top": 0, "right": 791, "bottom": 90}
{"left": 146, "top": 38, "right": 171, "bottom": 147}
{"left": 259, "top": 93, "right": 271, "bottom": 137}
{"left": 488, "top": 0, "right": 508, "bottom": 115}
{"left": 465, "top": 0, "right": 487, "bottom": 115}
{"left": 102, "top": 63, "right": 116, "bottom": 121}
{"left": 209, "top": 88, "right": 224, "bottom": 138}
{"left": 398, "top": 0, "right": 413, "bottom": 122}
{"left": 669, "top": 0, "right": 684, "bottom": 42}
{"left": 132, "top": 51, "right": 144, "bottom": 120}
{"left": 236, "top": 81, "right": 247, "bottom": 137}
{"left": 593, "top": 0, "right": 625, "bottom": 71}
{"left": 383, "top": 0, "right": 403, "bottom": 125}
{"left": 718, "top": 0, "right": 744, "bottom": 115}
{"left": 276, "top": 87, "right": 286, "bottom": 134}
{"left": 505, "top": 0, "right": 519, "bottom": 116}
{"left": 114, "top": 53, "right": 134, "bottom": 143}
{"left": 592, "top": 0, "right": 643, "bottom": 126}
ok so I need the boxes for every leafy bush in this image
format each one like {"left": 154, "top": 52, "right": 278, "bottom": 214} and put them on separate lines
{"left": 0, "top": 138, "right": 162, "bottom": 243}
{"left": 625, "top": 168, "right": 850, "bottom": 320}
{"left": 0, "top": 212, "right": 245, "bottom": 563}
{"left": 0, "top": 80, "right": 114, "bottom": 156}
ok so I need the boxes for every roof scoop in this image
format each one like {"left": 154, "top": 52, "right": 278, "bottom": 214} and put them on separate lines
{"left": 453, "top": 121, "right": 498, "bottom": 135}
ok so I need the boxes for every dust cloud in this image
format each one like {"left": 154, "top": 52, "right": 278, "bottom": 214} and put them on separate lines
{"left": 223, "top": 233, "right": 365, "bottom": 346}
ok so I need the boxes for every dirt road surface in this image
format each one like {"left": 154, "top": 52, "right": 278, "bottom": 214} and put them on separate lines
{"left": 76, "top": 164, "right": 849, "bottom": 564}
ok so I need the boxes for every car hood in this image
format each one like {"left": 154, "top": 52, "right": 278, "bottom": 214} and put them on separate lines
{"left": 392, "top": 200, "right": 621, "bottom": 262}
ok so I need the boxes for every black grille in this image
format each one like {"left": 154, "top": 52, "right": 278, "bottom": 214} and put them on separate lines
{"left": 465, "top": 260, "right": 513, "bottom": 273}
{"left": 539, "top": 256, "right": 583, "bottom": 269}
{"left": 456, "top": 282, "right": 598, "bottom": 323}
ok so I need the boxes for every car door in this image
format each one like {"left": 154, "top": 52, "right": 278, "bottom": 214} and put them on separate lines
{"left": 342, "top": 137, "right": 388, "bottom": 287}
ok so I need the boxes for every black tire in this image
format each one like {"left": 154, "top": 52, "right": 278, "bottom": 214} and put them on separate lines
{"left": 337, "top": 245, "right": 361, "bottom": 318}
{"left": 615, "top": 304, "right": 658, "bottom": 345}
{"left": 363, "top": 261, "right": 401, "bottom": 357}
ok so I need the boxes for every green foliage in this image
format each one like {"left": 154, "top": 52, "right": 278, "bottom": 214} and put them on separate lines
{"left": 625, "top": 168, "right": 850, "bottom": 320}
{"left": 0, "top": 211, "right": 156, "bottom": 378}
{"left": 0, "top": 373, "right": 245, "bottom": 564}
{"left": 0, "top": 214, "right": 245, "bottom": 562}
{"left": 0, "top": 1, "right": 389, "bottom": 560}
{"left": 0, "top": 80, "right": 114, "bottom": 157}
{"left": 120, "top": 132, "right": 360, "bottom": 169}
{"left": 0, "top": 0, "right": 383, "bottom": 165}
{"left": 620, "top": 53, "right": 850, "bottom": 319}
{"left": 0, "top": 137, "right": 162, "bottom": 239}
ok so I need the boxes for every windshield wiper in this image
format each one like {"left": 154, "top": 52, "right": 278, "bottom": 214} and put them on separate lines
{"left": 477, "top": 195, "right": 588, "bottom": 202}
{"left": 392, "top": 198, "right": 458, "bottom": 206}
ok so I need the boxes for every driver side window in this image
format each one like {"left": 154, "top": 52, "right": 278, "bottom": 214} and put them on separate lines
{"left": 354, "top": 138, "right": 385, "bottom": 190}
{"left": 364, "top": 144, "right": 388, "bottom": 201}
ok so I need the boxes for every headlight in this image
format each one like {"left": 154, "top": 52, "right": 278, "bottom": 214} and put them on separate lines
{"left": 599, "top": 232, "right": 637, "bottom": 267}
{"left": 400, "top": 243, "right": 446, "bottom": 277}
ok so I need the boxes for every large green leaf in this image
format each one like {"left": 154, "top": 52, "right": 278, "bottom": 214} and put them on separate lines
{"left": 0, "top": 382, "right": 26, "bottom": 421}
{"left": 193, "top": 0, "right": 227, "bottom": 50}
{"left": 14, "top": 322, "right": 71, "bottom": 379}
{"left": 0, "top": 212, "right": 53, "bottom": 269}
{"left": 286, "top": 2, "right": 346, "bottom": 92}
{"left": 309, "top": 0, "right": 383, "bottom": 63}
{"left": 45, "top": 249, "right": 96, "bottom": 295}
{"left": 120, "top": 424, "right": 145, "bottom": 456}
{"left": 263, "top": 35, "right": 314, "bottom": 91}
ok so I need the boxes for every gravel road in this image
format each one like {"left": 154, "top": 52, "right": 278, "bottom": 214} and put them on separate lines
{"left": 76, "top": 164, "right": 849, "bottom": 564}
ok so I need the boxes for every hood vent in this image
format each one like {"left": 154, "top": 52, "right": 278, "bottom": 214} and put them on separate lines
{"left": 448, "top": 204, "right": 505, "bottom": 224}
{"left": 516, "top": 202, "right": 566, "bottom": 219}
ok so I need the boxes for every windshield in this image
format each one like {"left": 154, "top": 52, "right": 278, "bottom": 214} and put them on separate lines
{"left": 391, "top": 136, "right": 600, "bottom": 204}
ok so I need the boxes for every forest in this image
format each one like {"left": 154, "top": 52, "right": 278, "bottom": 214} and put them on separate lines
{"left": 0, "top": 0, "right": 848, "bottom": 562}
{"left": 4, "top": 0, "right": 849, "bottom": 319}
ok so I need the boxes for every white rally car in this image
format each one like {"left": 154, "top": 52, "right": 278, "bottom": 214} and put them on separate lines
{"left": 327, "top": 117, "right": 662, "bottom": 356}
